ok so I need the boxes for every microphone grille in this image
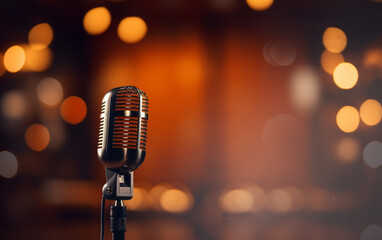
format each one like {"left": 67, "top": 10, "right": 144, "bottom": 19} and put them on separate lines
{"left": 97, "top": 101, "right": 106, "bottom": 149}
{"left": 112, "top": 86, "right": 148, "bottom": 151}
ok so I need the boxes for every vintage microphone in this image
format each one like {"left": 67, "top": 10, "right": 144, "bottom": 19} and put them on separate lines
{"left": 97, "top": 86, "right": 148, "bottom": 240}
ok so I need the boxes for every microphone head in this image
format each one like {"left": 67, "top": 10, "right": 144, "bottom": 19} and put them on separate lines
{"left": 97, "top": 86, "right": 148, "bottom": 173}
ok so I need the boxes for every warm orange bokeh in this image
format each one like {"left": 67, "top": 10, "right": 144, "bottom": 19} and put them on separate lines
{"left": 60, "top": 96, "right": 87, "bottom": 124}
{"left": 83, "top": 7, "right": 111, "bottom": 35}
{"left": 28, "top": 23, "right": 54, "bottom": 50}
{"left": 24, "top": 124, "right": 50, "bottom": 151}
{"left": 117, "top": 17, "right": 147, "bottom": 44}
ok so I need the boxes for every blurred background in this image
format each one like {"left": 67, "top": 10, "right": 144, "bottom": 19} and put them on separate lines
{"left": 1, "top": 0, "right": 382, "bottom": 239}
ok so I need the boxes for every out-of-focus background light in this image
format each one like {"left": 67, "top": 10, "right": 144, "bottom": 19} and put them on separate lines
{"left": 359, "top": 99, "right": 382, "bottom": 126}
{"left": 28, "top": 23, "right": 53, "bottom": 50}
{"left": 336, "top": 106, "right": 360, "bottom": 133}
{"left": 289, "top": 66, "right": 321, "bottom": 113}
{"left": 125, "top": 187, "right": 150, "bottom": 211}
{"left": 246, "top": 0, "right": 274, "bottom": 11}
{"left": 363, "top": 141, "right": 382, "bottom": 168}
{"left": 83, "top": 7, "right": 111, "bottom": 35}
{"left": 4, "top": 45, "right": 26, "bottom": 73}
{"left": 322, "top": 27, "right": 347, "bottom": 53}
{"left": 0, "top": 151, "right": 18, "bottom": 179}
{"left": 37, "top": 77, "right": 64, "bottom": 108}
{"left": 117, "top": 17, "right": 147, "bottom": 44}
{"left": 335, "top": 137, "right": 361, "bottom": 163}
{"left": 24, "top": 123, "right": 50, "bottom": 152}
{"left": 333, "top": 62, "right": 358, "bottom": 89}
{"left": 160, "top": 188, "right": 194, "bottom": 213}
{"left": 22, "top": 45, "right": 53, "bottom": 72}
{"left": 321, "top": 50, "right": 344, "bottom": 74}
{"left": 360, "top": 224, "right": 382, "bottom": 240}
{"left": 265, "top": 189, "right": 293, "bottom": 213}
{"left": 0, "top": 53, "right": 5, "bottom": 77}
{"left": 219, "top": 188, "right": 254, "bottom": 213}
{"left": 60, "top": 96, "right": 87, "bottom": 125}
{"left": 1, "top": 90, "right": 27, "bottom": 120}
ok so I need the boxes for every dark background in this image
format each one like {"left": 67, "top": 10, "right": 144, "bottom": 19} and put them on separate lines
{"left": 1, "top": 0, "right": 382, "bottom": 239}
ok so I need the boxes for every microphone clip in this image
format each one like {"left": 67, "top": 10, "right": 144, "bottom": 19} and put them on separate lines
{"left": 102, "top": 168, "right": 133, "bottom": 200}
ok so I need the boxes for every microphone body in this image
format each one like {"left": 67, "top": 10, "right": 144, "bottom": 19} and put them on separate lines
{"left": 97, "top": 86, "right": 148, "bottom": 174}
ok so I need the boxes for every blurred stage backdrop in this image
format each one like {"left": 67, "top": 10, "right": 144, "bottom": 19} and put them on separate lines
{"left": 1, "top": 0, "right": 382, "bottom": 239}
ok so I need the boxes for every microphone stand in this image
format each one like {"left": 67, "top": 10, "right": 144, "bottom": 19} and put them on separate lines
{"left": 102, "top": 168, "right": 134, "bottom": 240}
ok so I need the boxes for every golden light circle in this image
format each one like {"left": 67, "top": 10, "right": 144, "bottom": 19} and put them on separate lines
{"left": 23, "top": 45, "right": 53, "bottom": 72}
{"left": 336, "top": 106, "right": 360, "bottom": 133}
{"left": 321, "top": 50, "right": 344, "bottom": 74}
{"left": 28, "top": 23, "right": 54, "bottom": 50}
{"left": 117, "top": 17, "right": 147, "bottom": 44}
{"left": 246, "top": 0, "right": 274, "bottom": 11}
{"left": 219, "top": 189, "right": 254, "bottom": 213}
{"left": 25, "top": 124, "right": 50, "bottom": 151}
{"left": 160, "top": 189, "right": 193, "bottom": 213}
{"left": 336, "top": 137, "right": 361, "bottom": 163}
{"left": 322, "top": 27, "right": 347, "bottom": 53}
{"left": 360, "top": 99, "right": 382, "bottom": 126}
{"left": 4, "top": 45, "right": 26, "bottom": 73}
{"left": 266, "top": 189, "right": 293, "bottom": 213}
{"left": 60, "top": 96, "right": 87, "bottom": 124}
{"left": 37, "top": 77, "right": 64, "bottom": 107}
{"left": 83, "top": 7, "right": 111, "bottom": 35}
{"left": 333, "top": 62, "right": 358, "bottom": 89}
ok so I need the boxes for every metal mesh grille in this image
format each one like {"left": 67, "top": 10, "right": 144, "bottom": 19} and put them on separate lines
{"left": 112, "top": 116, "right": 139, "bottom": 149}
{"left": 97, "top": 102, "right": 106, "bottom": 149}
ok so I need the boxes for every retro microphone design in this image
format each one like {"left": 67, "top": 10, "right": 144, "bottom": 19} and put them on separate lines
{"left": 97, "top": 86, "right": 148, "bottom": 240}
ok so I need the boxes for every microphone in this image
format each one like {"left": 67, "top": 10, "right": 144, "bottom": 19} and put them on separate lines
{"left": 97, "top": 86, "right": 149, "bottom": 174}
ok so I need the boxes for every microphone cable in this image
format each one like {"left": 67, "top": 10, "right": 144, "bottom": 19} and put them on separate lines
{"left": 100, "top": 195, "right": 105, "bottom": 240}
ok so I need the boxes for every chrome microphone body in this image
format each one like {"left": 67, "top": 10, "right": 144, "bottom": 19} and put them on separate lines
{"left": 97, "top": 86, "right": 148, "bottom": 174}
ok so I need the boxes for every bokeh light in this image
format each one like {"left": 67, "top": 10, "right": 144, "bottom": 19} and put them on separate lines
{"left": 125, "top": 187, "right": 150, "bottom": 211}
{"left": 60, "top": 96, "right": 87, "bottom": 125}
{"left": 117, "top": 17, "right": 147, "bottom": 44}
{"left": 4, "top": 45, "right": 26, "bottom": 73}
{"left": 37, "top": 77, "right": 64, "bottom": 108}
{"left": 83, "top": 7, "right": 111, "bottom": 35}
{"left": 246, "top": 0, "right": 274, "bottom": 11}
{"left": 360, "top": 224, "right": 382, "bottom": 240}
{"left": 28, "top": 23, "right": 54, "bottom": 49}
{"left": 0, "top": 151, "right": 18, "bottom": 179}
{"left": 1, "top": 90, "right": 27, "bottom": 119}
{"left": 160, "top": 188, "right": 193, "bottom": 213}
{"left": 335, "top": 137, "right": 361, "bottom": 163}
{"left": 149, "top": 183, "right": 171, "bottom": 210}
{"left": 0, "top": 53, "right": 6, "bottom": 77}
{"left": 333, "top": 62, "right": 358, "bottom": 89}
{"left": 360, "top": 99, "right": 382, "bottom": 126}
{"left": 321, "top": 50, "right": 344, "bottom": 74}
{"left": 25, "top": 123, "right": 50, "bottom": 151}
{"left": 219, "top": 188, "right": 254, "bottom": 213}
{"left": 270, "top": 40, "right": 297, "bottom": 66}
{"left": 336, "top": 106, "right": 360, "bottom": 133}
{"left": 266, "top": 189, "right": 293, "bottom": 213}
{"left": 322, "top": 27, "right": 347, "bottom": 53}
{"left": 289, "top": 67, "right": 321, "bottom": 112}
{"left": 22, "top": 45, "right": 53, "bottom": 72}
{"left": 363, "top": 141, "right": 382, "bottom": 168}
